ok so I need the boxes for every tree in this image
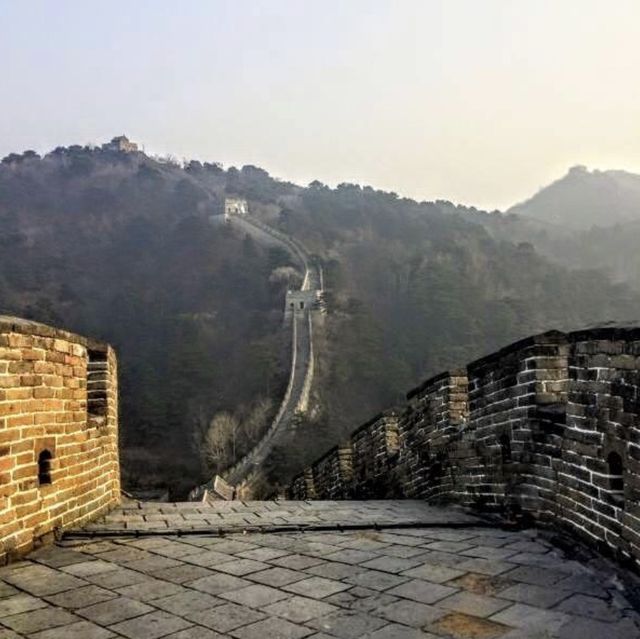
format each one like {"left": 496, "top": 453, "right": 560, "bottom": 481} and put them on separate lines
{"left": 202, "top": 412, "right": 240, "bottom": 473}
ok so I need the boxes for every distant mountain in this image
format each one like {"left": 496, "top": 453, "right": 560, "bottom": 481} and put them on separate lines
{"left": 507, "top": 165, "right": 640, "bottom": 229}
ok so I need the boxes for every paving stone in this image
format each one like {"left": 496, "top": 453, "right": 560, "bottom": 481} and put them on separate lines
{"left": 309, "top": 610, "right": 388, "bottom": 638}
{"left": 418, "top": 550, "right": 464, "bottom": 568}
{"left": 29, "top": 620, "right": 116, "bottom": 638}
{"left": 219, "top": 583, "right": 289, "bottom": 607}
{"left": 0, "top": 582, "right": 19, "bottom": 598}
{"left": 457, "top": 558, "right": 517, "bottom": 576}
{"left": 323, "top": 549, "right": 380, "bottom": 565}
{"left": 360, "top": 555, "right": 424, "bottom": 573}
{"left": 109, "top": 610, "right": 192, "bottom": 639}
{"left": 502, "top": 541, "right": 551, "bottom": 554}
{"left": 425, "top": 541, "right": 475, "bottom": 553}
{"left": 381, "top": 545, "right": 430, "bottom": 559}
{"left": 76, "top": 596, "right": 154, "bottom": 625}
{"left": 291, "top": 542, "right": 343, "bottom": 557}
{"left": 186, "top": 602, "right": 265, "bottom": 632}
{"left": 186, "top": 572, "right": 251, "bottom": 595}
{"left": 344, "top": 569, "right": 408, "bottom": 591}
{"left": 270, "top": 554, "right": 325, "bottom": 570}
{"left": 116, "top": 578, "right": 186, "bottom": 601}
{"left": 504, "top": 565, "right": 571, "bottom": 587}
{"left": 447, "top": 572, "right": 515, "bottom": 597}
{"left": 44, "top": 585, "right": 118, "bottom": 608}
{"left": 370, "top": 598, "right": 446, "bottom": 627}
{"left": 83, "top": 567, "right": 151, "bottom": 589}
{"left": 338, "top": 537, "right": 389, "bottom": 552}
{"left": 305, "top": 561, "right": 357, "bottom": 580}
{"left": 420, "top": 530, "right": 478, "bottom": 543}
{"left": 555, "top": 593, "right": 625, "bottom": 622}
{"left": 283, "top": 576, "right": 351, "bottom": 599}
{"left": 206, "top": 540, "right": 258, "bottom": 555}
{"left": 0, "top": 629, "right": 24, "bottom": 639}
{"left": 377, "top": 533, "right": 426, "bottom": 547}
{"left": 2, "top": 565, "right": 86, "bottom": 596}
{"left": 498, "top": 583, "right": 573, "bottom": 608}
{"left": 97, "top": 548, "right": 154, "bottom": 563}
{"left": 230, "top": 616, "right": 314, "bottom": 639}
{"left": 348, "top": 592, "right": 399, "bottom": 613}
{"left": 0, "top": 593, "right": 48, "bottom": 616}
{"left": 401, "top": 563, "right": 465, "bottom": 583}
{"left": 151, "top": 564, "right": 215, "bottom": 584}
{"left": 237, "top": 547, "right": 290, "bottom": 561}
{"left": 461, "top": 546, "right": 520, "bottom": 561}
{"left": 215, "top": 558, "right": 270, "bottom": 576}
{"left": 387, "top": 579, "right": 458, "bottom": 604}
{"left": 153, "top": 589, "right": 224, "bottom": 615}
{"left": 1, "top": 606, "right": 80, "bottom": 634}
{"left": 30, "top": 547, "right": 93, "bottom": 569}
{"left": 262, "top": 595, "right": 339, "bottom": 622}
{"left": 438, "top": 591, "right": 512, "bottom": 617}
{"left": 490, "top": 603, "right": 573, "bottom": 631}
{"left": 126, "top": 556, "right": 183, "bottom": 573}
{"left": 146, "top": 541, "right": 205, "bottom": 558}
{"left": 61, "top": 560, "right": 119, "bottom": 577}
{"left": 249, "top": 566, "right": 308, "bottom": 586}
{"left": 182, "top": 550, "right": 240, "bottom": 567}
{"left": 428, "top": 611, "right": 512, "bottom": 639}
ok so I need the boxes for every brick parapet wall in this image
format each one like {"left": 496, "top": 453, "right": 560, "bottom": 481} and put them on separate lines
{"left": 556, "top": 328, "right": 640, "bottom": 564}
{"left": 351, "top": 411, "right": 399, "bottom": 498}
{"left": 289, "top": 326, "right": 640, "bottom": 568}
{"left": 396, "top": 371, "right": 468, "bottom": 499}
{"left": 0, "top": 316, "right": 120, "bottom": 562}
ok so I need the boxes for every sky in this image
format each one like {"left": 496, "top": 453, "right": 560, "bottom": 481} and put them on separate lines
{"left": 1, "top": 0, "right": 639, "bottom": 211}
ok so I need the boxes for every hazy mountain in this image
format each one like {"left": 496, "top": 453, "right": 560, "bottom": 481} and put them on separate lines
{"left": 507, "top": 165, "right": 640, "bottom": 230}
{"left": 2, "top": 143, "right": 639, "bottom": 495}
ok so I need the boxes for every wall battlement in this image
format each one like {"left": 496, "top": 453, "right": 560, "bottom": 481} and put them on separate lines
{"left": 0, "top": 316, "right": 120, "bottom": 562}
{"left": 289, "top": 327, "right": 640, "bottom": 568}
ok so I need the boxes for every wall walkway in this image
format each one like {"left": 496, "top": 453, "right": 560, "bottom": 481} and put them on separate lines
{"left": 200, "top": 214, "right": 323, "bottom": 493}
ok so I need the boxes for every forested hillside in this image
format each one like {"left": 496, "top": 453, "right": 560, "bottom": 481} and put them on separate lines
{"left": 2, "top": 143, "right": 639, "bottom": 496}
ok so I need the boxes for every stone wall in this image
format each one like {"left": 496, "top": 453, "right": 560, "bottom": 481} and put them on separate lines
{"left": 0, "top": 316, "right": 120, "bottom": 562}
{"left": 289, "top": 326, "right": 640, "bottom": 568}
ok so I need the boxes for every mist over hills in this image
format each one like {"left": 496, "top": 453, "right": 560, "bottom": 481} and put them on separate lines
{"left": 2, "top": 142, "right": 639, "bottom": 495}
{"left": 507, "top": 165, "right": 640, "bottom": 229}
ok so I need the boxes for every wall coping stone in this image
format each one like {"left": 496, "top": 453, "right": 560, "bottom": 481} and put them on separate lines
{"left": 406, "top": 368, "right": 466, "bottom": 400}
{"left": 0, "top": 314, "right": 110, "bottom": 351}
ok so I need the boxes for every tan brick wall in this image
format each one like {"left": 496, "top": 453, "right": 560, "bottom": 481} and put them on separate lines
{"left": 0, "top": 316, "right": 120, "bottom": 562}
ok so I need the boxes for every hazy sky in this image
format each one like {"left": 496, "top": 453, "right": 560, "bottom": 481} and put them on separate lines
{"left": 1, "top": 0, "right": 639, "bottom": 210}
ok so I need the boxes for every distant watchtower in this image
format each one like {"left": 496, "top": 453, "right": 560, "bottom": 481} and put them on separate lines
{"left": 102, "top": 135, "right": 139, "bottom": 153}
{"left": 224, "top": 197, "right": 249, "bottom": 221}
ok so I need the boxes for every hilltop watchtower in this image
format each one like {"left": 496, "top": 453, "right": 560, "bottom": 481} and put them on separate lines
{"left": 102, "top": 135, "right": 138, "bottom": 153}
{"left": 224, "top": 197, "right": 249, "bottom": 221}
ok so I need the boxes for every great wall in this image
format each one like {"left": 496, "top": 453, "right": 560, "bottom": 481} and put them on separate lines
{"left": 191, "top": 204, "right": 325, "bottom": 499}
{"left": 2, "top": 317, "right": 640, "bottom": 637}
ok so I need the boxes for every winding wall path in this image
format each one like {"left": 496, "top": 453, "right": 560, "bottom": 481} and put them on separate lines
{"left": 214, "top": 214, "right": 322, "bottom": 491}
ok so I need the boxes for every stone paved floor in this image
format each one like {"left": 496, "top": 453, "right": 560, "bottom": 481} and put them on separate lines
{"left": 78, "top": 501, "right": 481, "bottom": 534}
{"left": 1, "top": 504, "right": 639, "bottom": 638}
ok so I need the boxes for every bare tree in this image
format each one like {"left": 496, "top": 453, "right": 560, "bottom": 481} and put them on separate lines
{"left": 202, "top": 412, "right": 240, "bottom": 472}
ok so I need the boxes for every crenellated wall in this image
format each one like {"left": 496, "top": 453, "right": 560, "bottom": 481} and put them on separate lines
{"left": 0, "top": 316, "right": 120, "bottom": 562}
{"left": 289, "top": 327, "right": 640, "bottom": 568}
